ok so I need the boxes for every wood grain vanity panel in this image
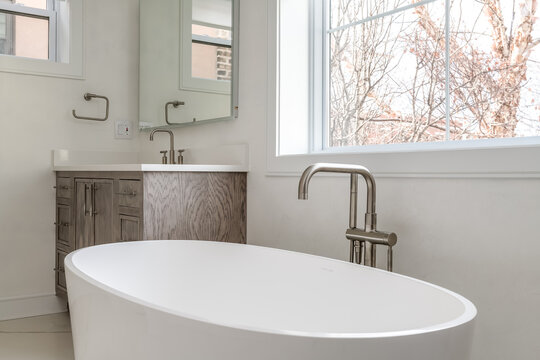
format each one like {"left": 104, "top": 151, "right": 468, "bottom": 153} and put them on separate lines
{"left": 143, "top": 172, "right": 246, "bottom": 243}
{"left": 142, "top": 172, "right": 183, "bottom": 240}
{"left": 232, "top": 173, "right": 247, "bottom": 243}
{"left": 181, "top": 172, "right": 240, "bottom": 242}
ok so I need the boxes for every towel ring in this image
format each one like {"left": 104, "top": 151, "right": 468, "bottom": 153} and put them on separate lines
{"left": 165, "top": 100, "right": 185, "bottom": 125}
{"left": 72, "top": 93, "right": 110, "bottom": 121}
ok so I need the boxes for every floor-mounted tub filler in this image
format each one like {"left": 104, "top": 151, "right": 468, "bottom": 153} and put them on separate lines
{"left": 65, "top": 241, "right": 476, "bottom": 360}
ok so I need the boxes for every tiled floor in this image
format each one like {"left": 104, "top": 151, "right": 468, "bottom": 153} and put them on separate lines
{"left": 0, "top": 312, "right": 74, "bottom": 360}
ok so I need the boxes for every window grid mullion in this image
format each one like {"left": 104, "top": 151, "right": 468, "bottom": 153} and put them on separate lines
{"left": 327, "top": 0, "right": 439, "bottom": 34}
{"left": 0, "top": 2, "right": 54, "bottom": 20}
{"left": 324, "top": 0, "right": 451, "bottom": 147}
{"left": 445, "top": 0, "right": 450, "bottom": 141}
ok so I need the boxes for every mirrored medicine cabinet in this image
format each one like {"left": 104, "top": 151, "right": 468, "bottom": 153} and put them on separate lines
{"left": 139, "top": 0, "right": 239, "bottom": 130}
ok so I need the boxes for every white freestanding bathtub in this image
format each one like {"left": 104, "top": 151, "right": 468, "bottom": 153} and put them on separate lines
{"left": 65, "top": 241, "right": 476, "bottom": 360}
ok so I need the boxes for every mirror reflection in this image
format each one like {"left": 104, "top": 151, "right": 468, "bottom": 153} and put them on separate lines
{"left": 139, "top": 0, "right": 237, "bottom": 129}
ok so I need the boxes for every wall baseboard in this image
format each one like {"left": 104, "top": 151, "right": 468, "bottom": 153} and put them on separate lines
{"left": 0, "top": 293, "right": 67, "bottom": 321}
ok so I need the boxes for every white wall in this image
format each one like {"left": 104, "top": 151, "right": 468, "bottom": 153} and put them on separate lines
{"left": 140, "top": 1, "right": 540, "bottom": 359}
{"left": 0, "top": 0, "right": 140, "bottom": 314}
{"left": 0, "top": 0, "right": 537, "bottom": 358}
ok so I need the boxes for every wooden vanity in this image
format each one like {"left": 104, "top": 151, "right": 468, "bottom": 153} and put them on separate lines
{"left": 54, "top": 166, "right": 247, "bottom": 299}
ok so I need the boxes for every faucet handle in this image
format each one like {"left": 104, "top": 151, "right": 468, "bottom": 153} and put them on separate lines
{"left": 177, "top": 149, "right": 185, "bottom": 165}
{"left": 160, "top": 150, "right": 168, "bottom": 164}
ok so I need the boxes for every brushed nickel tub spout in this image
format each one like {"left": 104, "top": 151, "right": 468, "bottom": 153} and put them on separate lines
{"left": 298, "top": 163, "right": 397, "bottom": 271}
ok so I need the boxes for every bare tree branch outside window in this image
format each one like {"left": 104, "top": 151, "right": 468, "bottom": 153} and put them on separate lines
{"left": 329, "top": 0, "right": 540, "bottom": 147}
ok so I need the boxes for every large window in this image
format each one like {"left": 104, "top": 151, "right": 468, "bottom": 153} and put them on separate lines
{"left": 326, "top": 0, "right": 540, "bottom": 148}
{"left": 271, "top": 0, "right": 540, "bottom": 176}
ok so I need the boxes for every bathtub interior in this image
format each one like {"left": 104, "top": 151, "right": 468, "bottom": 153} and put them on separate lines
{"left": 66, "top": 240, "right": 476, "bottom": 337}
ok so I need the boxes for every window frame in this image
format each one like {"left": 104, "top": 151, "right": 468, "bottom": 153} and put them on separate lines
{"left": 0, "top": 0, "right": 83, "bottom": 79}
{"left": 268, "top": 0, "right": 540, "bottom": 178}
{"left": 0, "top": 11, "right": 14, "bottom": 55}
{"left": 0, "top": 1, "right": 57, "bottom": 61}
{"left": 320, "top": 0, "right": 540, "bottom": 151}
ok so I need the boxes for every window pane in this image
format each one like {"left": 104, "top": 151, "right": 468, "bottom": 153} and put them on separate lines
{"left": 449, "top": 0, "right": 540, "bottom": 140}
{"left": 0, "top": 11, "right": 49, "bottom": 60}
{"left": 191, "top": 24, "right": 231, "bottom": 81}
{"left": 192, "top": 42, "right": 232, "bottom": 81}
{"left": 330, "top": 0, "right": 420, "bottom": 29}
{"left": 192, "top": 0, "right": 232, "bottom": 28}
{"left": 192, "top": 24, "right": 231, "bottom": 41}
{"left": 329, "top": 0, "right": 446, "bottom": 147}
{"left": 13, "top": 0, "right": 48, "bottom": 10}
{"left": 0, "top": 13, "right": 10, "bottom": 54}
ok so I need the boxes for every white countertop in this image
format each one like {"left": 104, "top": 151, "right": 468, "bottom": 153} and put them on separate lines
{"left": 53, "top": 164, "right": 248, "bottom": 172}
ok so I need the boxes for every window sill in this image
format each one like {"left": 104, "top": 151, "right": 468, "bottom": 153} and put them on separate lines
{"left": 266, "top": 139, "right": 540, "bottom": 179}
{"left": 0, "top": 55, "right": 84, "bottom": 79}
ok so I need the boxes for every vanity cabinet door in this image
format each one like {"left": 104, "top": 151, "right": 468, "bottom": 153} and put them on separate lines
{"left": 117, "top": 180, "right": 141, "bottom": 208}
{"left": 55, "top": 177, "right": 72, "bottom": 199}
{"left": 55, "top": 250, "right": 68, "bottom": 294}
{"left": 93, "top": 180, "right": 114, "bottom": 245}
{"left": 119, "top": 215, "right": 140, "bottom": 242}
{"left": 55, "top": 204, "right": 72, "bottom": 251}
{"left": 75, "top": 179, "right": 114, "bottom": 248}
{"left": 75, "top": 180, "right": 94, "bottom": 249}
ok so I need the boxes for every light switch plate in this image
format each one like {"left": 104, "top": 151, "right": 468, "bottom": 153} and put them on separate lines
{"left": 115, "top": 120, "right": 132, "bottom": 139}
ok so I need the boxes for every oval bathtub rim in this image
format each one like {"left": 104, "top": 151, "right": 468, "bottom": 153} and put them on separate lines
{"left": 64, "top": 240, "right": 477, "bottom": 340}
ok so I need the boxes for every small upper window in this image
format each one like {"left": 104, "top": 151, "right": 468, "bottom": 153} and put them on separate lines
{"left": 0, "top": 0, "right": 69, "bottom": 63}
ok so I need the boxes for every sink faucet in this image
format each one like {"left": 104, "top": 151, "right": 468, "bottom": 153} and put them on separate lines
{"left": 298, "top": 163, "right": 397, "bottom": 271}
{"left": 149, "top": 129, "right": 176, "bottom": 164}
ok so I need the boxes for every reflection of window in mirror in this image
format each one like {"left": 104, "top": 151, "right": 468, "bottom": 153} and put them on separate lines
{"left": 181, "top": 0, "right": 232, "bottom": 94}
{"left": 192, "top": 24, "right": 231, "bottom": 81}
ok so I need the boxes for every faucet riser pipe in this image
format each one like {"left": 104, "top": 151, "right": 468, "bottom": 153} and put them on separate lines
{"left": 297, "top": 163, "right": 397, "bottom": 271}
{"left": 387, "top": 246, "right": 393, "bottom": 272}
{"left": 349, "top": 174, "right": 358, "bottom": 229}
